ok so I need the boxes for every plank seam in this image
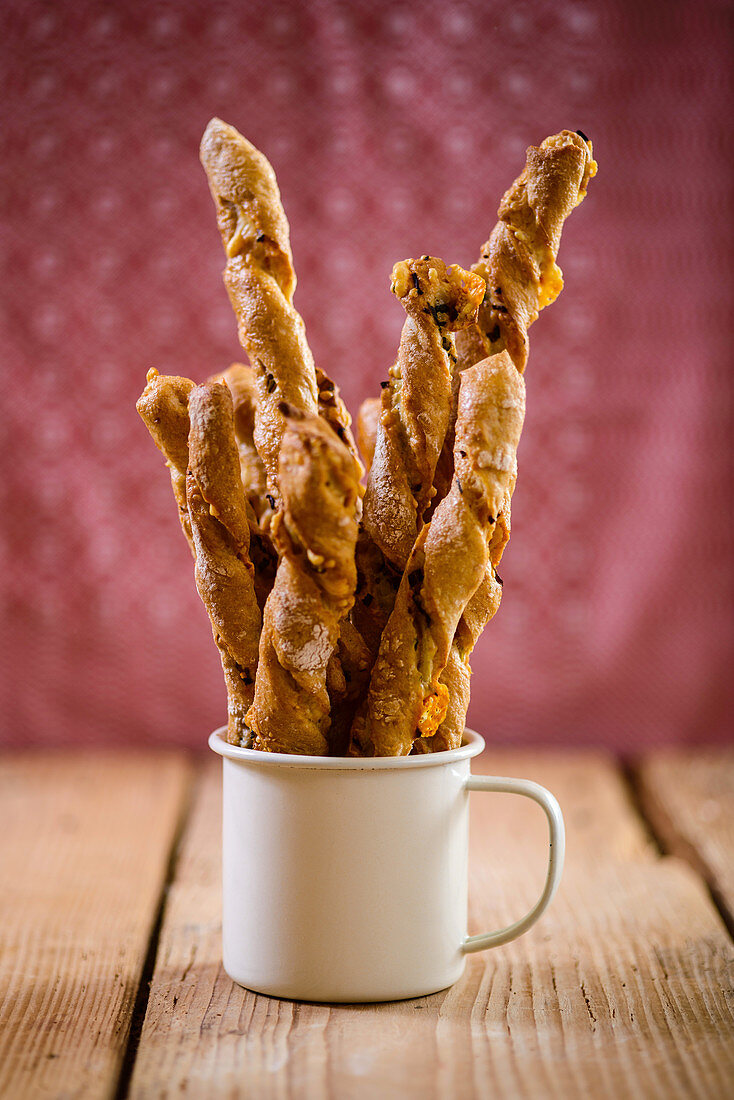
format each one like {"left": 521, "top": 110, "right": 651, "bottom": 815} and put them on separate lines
{"left": 623, "top": 760, "right": 734, "bottom": 941}
{"left": 113, "top": 765, "right": 197, "bottom": 1100}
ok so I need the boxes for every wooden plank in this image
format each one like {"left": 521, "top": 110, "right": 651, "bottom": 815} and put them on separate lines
{"left": 131, "top": 752, "right": 734, "bottom": 1099}
{"left": 634, "top": 750, "right": 734, "bottom": 931}
{"left": 0, "top": 751, "right": 191, "bottom": 1100}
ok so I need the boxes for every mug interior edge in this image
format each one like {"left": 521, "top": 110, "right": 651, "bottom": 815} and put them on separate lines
{"left": 208, "top": 727, "right": 485, "bottom": 768}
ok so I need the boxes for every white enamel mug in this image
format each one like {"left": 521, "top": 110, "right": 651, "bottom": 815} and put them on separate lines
{"left": 209, "top": 727, "right": 564, "bottom": 1003}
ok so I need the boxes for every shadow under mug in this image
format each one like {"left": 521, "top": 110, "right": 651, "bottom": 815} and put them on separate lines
{"left": 209, "top": 727, "right": 565, "bottom": 1003}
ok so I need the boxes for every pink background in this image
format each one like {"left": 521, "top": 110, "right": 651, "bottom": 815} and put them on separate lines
{"left": 2, "top": 0, "right": 732, "bottom": 751}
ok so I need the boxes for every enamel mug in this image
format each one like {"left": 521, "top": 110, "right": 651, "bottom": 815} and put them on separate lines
{"left": 209, "top": 727, "right": 564, "bottom": 1003}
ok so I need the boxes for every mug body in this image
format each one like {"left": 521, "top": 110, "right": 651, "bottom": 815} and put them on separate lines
{"left": 210, "top": 728, "right": 485, "bottom": 1002}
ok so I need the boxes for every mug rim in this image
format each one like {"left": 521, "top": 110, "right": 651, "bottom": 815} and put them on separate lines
{"left": 209, "top": 726, "right": 485, "bottom": 769}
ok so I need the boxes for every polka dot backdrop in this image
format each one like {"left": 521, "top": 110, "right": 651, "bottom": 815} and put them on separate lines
{"left": 1, "top": 0, "right": 732, "bottom": 750}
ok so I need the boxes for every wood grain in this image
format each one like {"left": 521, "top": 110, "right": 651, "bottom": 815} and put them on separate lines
{"left": 634, "top": 749, "right": 734, "bottom": 930}
{"left": 130, "top": 752, "right": 734, "bottom": 1099}
{"left": 0, "top": 752, "right": 191, "bottom": 1100}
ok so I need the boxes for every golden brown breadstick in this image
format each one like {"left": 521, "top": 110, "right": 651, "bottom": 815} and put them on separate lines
{"left": 187, "top": 383, "right": 262, "bottom": 746}
{"left": 462, "top": 129, "right": 596, "bottom": 374}
{"left": 350, "top": 352, "right": 525, "bottom": 756}
{"left": 363, "top": 256, "right": 485, "bottom": 569}
{"left": 427, "top": 130, "right": 597, "bottom": 748}
{"left": 352, "top": 257, "right": 485, "bottom": 664}
{"left": 200, "top": 118, "right": 317, "bottom": 494}
{"left": 356, "top": 396, "right": 381, "bottom": 472}
{"left": 136, "top": 368, "right": 195, "bottom": 552}
{"left": 200, "top": 118, "right": 360, "bottom": 498}
{"left": 245, "top": 406, "right": 361, "bottom": 755}
{"left": 209, "top": 362, "right": 269, "bottom": 520}
{"left": 434, "top": 130, "right": 596, "bottom": 505}
{"left": 208, "top": 362, "right": 279, "bottom": 608}
{"left": 414, "top": 497, "right": 511, "bottom": 753}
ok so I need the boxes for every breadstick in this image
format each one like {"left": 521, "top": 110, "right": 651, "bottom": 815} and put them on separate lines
{"left": 356, "top": 396, "right": 381, "bottom": 471}
{"left": 210, "top": 363, "right": 269, "bottom": 521}
{"left": 413, "top": 497, "right": 511, "bottom": 753}
{"left": 362, "top": 256, "right": 485, "bottom": 570}
{"left": 352, "top": 257, "right": 484, "bottom": 662}
{"left": 200, "top": 118, "right": 360, "bottom": 498}
{"left": 245, "top": 406, "right": 361, "bottom": 755}
{"left": 187, "top": 383, "right": 262, "bottom": 746}
{"left": 434, "top": 130, "right": 596, "bottom": 506}
{"left": 428, "top": 130, "right": 597, "bottom": 748}
{"left": 461, "top": 129, "right": 596, "bottom": 374}
{"left": 209, "top": 362, "right": 278, "bottom": 608}
{"left": 136, "top": 368, "right": 195, "bottom": 552}
{"left": 350, "top": 352, "right": 525, "bottom": 756}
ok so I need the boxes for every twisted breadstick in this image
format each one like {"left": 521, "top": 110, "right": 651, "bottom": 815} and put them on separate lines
{"left": 186, "top": 383, "right": 262, "bottom": 746}
{"left": 414, "top": 496, "right": 511, "bottom": 753}
{"left": 352, "top": 257, "right": 484, "bottom": 664}
{"left": 460, "top": 129, "right": 596, "bottom": 374}
{"left": 210, "top": 363, "right": 269, "bottom": 520}
{"left": 200, "top": 118, "right": 360, "bottom": 497}
{"left": 245, "top": 406, "right": 361, "bottom": 755}
{"left": 209, "top": 362, "right": 278, "bottom": 607}
{"left": 428, "top": 130, "right": 597, "bottom": 749}
{"left": 350, "top": 352, "right": 525, "bottom": 756}
{"left": 136, "top": 368, "right": 195, "bottom": 552}
{"left": 362, "top": 256, "right": 485, "bottom": 569}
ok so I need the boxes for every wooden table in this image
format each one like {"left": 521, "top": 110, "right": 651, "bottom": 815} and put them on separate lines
{"left": 1, "top": 749, "right": 732, "bottom": 1099}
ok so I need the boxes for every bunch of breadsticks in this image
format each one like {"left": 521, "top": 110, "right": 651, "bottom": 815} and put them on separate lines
{"left": 138, "top": 119, "right": 596, "bottom": 756}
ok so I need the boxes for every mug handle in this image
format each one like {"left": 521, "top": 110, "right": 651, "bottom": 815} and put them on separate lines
{"left": 462, "top": 775, "right": 565, "bottom": 952}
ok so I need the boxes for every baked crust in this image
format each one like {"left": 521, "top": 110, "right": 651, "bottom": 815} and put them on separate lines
{"left": 352, "top": 257, "right": 485, "bottom": 670}
{"left": 362, "top": 256, "right": 485, "bottom": 571}
{"left": 200, "top": 118, "right": 359, "bottom": 499}
{"left": 430, "top": 130, "right": 596, "bottom": 749}
{"left": 136, "top": 368, "right": 195, "bottom": 552}
{"left": 350, "top": 353, "right": 525, "bottom": 756}
{"left": 210, "top": 363, "right": 270, "bottom": 521}
{"left": 187, "top": 383, "right": 262, "bottom": 746}
{"left": 245, "top": 408, "right": 361, "bottom": 755}
{"left": 464, "top": 129, "right": 596, "bottom": 375}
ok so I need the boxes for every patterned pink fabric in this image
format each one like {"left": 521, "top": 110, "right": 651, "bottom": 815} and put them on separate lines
{"left": 1, "top": 0, "right": 732, "bottom": 750}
